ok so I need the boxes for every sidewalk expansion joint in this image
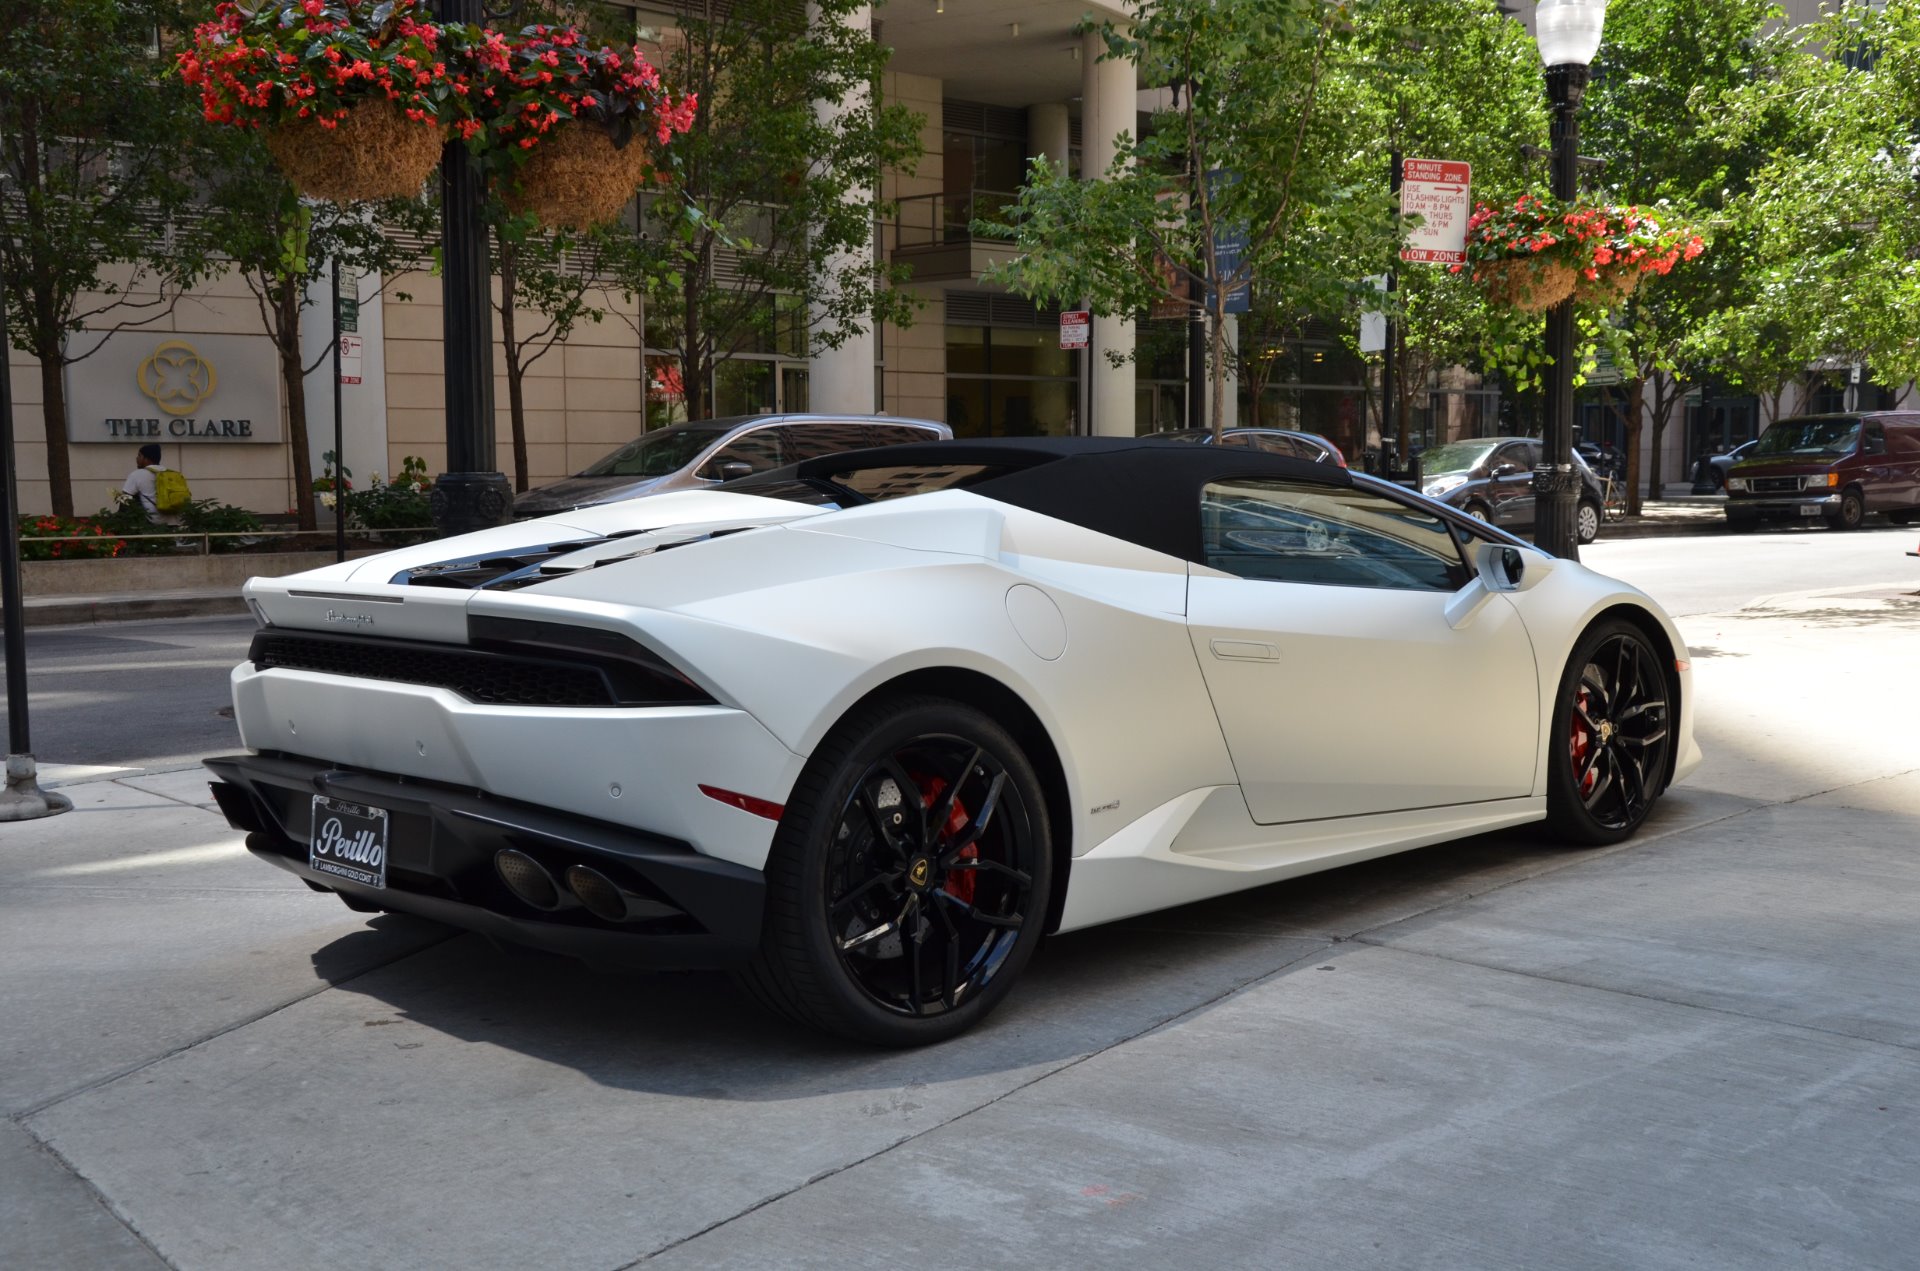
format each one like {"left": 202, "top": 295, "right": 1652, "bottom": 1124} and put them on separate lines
{"left": 613, "top": 938, "right": 1340, "bottom": 1269}
{"left": 14, "top": 1129, "right": 180, "bottom": 1271}
{"left": 13, "top": 928, "right": 461, "bottom": 1123}
{"left": 1343, "top": 938, "right": 1920, "bottom": 1058}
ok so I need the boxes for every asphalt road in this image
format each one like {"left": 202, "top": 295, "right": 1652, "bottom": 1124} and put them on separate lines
{"left": 0, "top": 616, "right": 251, "bottom": 771}
{"left": 1585, "top": 518, "right": 1918, "bottom": 615}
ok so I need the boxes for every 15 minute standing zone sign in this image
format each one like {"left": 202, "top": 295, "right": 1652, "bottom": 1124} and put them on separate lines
{"left": 1399, "top": 159, "right": 1473, "bottom": 265}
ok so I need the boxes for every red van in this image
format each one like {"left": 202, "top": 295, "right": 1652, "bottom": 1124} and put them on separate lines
{"left": 1724, "top": 412, "right": 1920, "bottom": 530}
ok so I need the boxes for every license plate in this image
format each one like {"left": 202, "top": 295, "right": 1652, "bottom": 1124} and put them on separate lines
{"left": 309, "top": 795, "right": 390, "bottom": 889}
{"left": 1799, "top": 505, "right": 1821, "bottom": 516}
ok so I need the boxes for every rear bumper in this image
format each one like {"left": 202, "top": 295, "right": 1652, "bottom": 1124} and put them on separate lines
{"left": 205, "top": 752, "right": 765, "bottom": 970}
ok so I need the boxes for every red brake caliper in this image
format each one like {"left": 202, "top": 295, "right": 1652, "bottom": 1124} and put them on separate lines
{"left": 1570, "top": 687, "right": 1596, "bottom": 795}
{"left": 917, "top": 776, "right": 976, "bottom": 904}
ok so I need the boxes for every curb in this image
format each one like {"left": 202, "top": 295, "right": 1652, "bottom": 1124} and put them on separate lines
{"left": 20, "top": 592, "right": 249, "bottom": 628}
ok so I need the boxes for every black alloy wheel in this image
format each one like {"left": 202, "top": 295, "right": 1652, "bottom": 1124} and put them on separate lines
{"left": 739, "top": 695, "right": 1050, "bottom": 1046}
{"left": 1826, "top": 487, "right": 1866, "bottom": 531}
{"left": 1546, "top": 620, "right": 1674, "bottom": 845}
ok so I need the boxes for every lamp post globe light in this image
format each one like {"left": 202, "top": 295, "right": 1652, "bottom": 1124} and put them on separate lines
{"left": 1533, "top": 0, "right": 1606, "bottom": 560}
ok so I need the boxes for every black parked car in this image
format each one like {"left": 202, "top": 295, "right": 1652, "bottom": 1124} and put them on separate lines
{"left": 1691, "top": 439, "right": 1758, "bottom": 492}
{"left": 1419, "top": 436, "right": 1607, "bottom": 545}
{"left": 1144, "top": 426, "right": 1347, "bottom": 466}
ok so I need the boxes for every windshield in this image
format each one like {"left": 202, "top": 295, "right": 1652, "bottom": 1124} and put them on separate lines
{"left": 1753, "top": 417, "right": 1860, "bottom": 458}
{"left": 1419, "top": 441, "right": 1501, "bottom": 476}
{"left": 578, "top": 425, "right": 733, "bottom": 478}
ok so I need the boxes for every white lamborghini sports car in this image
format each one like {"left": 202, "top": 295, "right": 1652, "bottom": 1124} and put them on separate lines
{"left": 207, "top": 438, "right": 1700, "bottom": 1046}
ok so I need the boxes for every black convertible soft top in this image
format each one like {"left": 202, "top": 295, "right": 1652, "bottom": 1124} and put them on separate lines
{"left": 789, "top": 436, "right": 1356, "bottom": 563}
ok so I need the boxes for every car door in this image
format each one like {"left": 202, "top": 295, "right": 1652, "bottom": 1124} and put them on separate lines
{"left": 696, "top": 425, "right": 788, "bottom": 481}
{"left": 1187, "top": 476, "right": 1540, "bottom": 824}
{"left": 1486, "top": 442, "right": 1537, "bottom": 528}
{"left": 1888, "top": 420, "right": 1920, "bottom": 511}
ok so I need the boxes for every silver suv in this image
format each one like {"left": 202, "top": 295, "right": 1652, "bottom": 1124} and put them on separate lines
{"left": 512, "top": 414, "right": 951, "bottom": 518}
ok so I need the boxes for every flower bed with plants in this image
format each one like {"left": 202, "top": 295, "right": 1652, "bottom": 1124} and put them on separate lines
{"left": 180, "top": 1, "right": 695, "bottom": 227}
{"left": 1460, "top": 195, "right": 1705, "bottom": 312}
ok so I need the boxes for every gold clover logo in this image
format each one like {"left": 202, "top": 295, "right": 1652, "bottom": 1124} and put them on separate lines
{"left": 136, "top": 341, "right": 217, "bottom": 417}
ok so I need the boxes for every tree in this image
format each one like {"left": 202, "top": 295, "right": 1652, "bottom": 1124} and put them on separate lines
{"left": 1581, "top": 0, "right": 1793, "bottom": 509}
{"left": 491, "top": 214, "right": 642, "bottom": 492}
{"left": 1340, "top": 0, "right": 1547, "bottom": 459}
{"left": 180, "top": 133, "right": 433, "bottom": 530}
{"left": 626, "top": 0, "right": 922, "bottom": 420}
{"left": 1725, "top": 2, "right": 1920, "bottom": 390}
{"left": 991, "top": 0, "right": 1389, "bottom": 437}
{"left": 0, "top": 0, "right": 198, "bottom": 516}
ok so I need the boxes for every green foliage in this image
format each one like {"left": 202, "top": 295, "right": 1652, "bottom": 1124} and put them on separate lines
{"left": 623, "top": 0, "right": 924, "bottom": 418}
{"left": 988, "top": 0, "right": 1396, "bottom": 433}
{"left": 1722, "top": 1, "right": 1920, "bottom": 384}
{"left": 18, "top": 514, "right": 127, "bottom": 560}
{"left": 344, "top": 456, "right": 432, "bottom": 533}
{"left": 0, "top": 0, "right": 202, "bottom": 515}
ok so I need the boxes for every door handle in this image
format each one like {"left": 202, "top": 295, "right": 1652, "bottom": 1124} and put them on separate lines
{"left": 1210, "top": 638, "right": 1279, "bottom": 661}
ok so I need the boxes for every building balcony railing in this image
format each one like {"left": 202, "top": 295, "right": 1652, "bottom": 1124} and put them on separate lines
{"left": 892, "top": 189, "right": 1019, "bottom": 251}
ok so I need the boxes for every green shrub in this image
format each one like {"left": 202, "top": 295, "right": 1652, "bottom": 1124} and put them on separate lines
{"left": 18, "top": 514, "right": 125, "bottom": 560}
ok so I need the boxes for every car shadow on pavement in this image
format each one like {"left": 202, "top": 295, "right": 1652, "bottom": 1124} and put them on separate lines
{"left": 292, "top": 789, "right": 1746, "bottom": 1100}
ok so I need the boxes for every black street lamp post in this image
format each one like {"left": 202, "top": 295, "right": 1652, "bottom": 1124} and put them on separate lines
{"left": 430, "top": 0, "right": 513, "bottom": 534}
{"left": 1532, "top": 0, "right": 1606, "bottom": 561}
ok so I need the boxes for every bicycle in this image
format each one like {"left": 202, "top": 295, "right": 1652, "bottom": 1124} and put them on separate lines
{"left": 1601, "top": 475, "right": 1628, "bottom": 522}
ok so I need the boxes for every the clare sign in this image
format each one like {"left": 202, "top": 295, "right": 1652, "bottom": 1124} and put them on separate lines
{"left": 66, "top": 332, "right": 284, "bottom": 444}
{"left": 1399, "top": 158, "right": 1472, "bottom": 265}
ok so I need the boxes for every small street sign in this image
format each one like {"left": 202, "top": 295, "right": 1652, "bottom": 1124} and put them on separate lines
{"left": 337, "top": 333, "right": 364, "bottom": 386}
{"left": 1399, "top": 158, "right": 1473, "bottom": 265}
{"left": 336, "top": 294, "right": 359, "bottom": 333}
{"left": 1059, "top": 310, "right": 1090, "bottom": 350}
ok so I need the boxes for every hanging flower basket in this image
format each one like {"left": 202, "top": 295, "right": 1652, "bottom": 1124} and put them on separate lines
{"left": 180, "top": 0, "right": 469, "bottom": 204}
{"left": 264, "top": 98, "right": 443, "bottom": 203}
{"left": 1573, "top": 265, "right": 1643, "bottom": 307}
{"left": 1475, "top": 258, "right": 1577, "bottom": 313}
{"left": 477, "top": 24, "right": 694, "bottom": 230}
{"left": 500, "top": 125, "right": 653, "bottom": 231}
{"left": 1461, "top": 195, "right": 1705, "bottom": 312}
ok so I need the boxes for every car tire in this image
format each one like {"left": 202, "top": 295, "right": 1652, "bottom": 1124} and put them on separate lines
{"left": 737, "top": 694, "right": 1052, "bottom": 1047}
{"left": 1545, "top": 619, "right": 1674, "bottom": 847}
{"left": 1576, "top": 500, "right": 1602, "bottom": 545}
{"left": 1464, "top": 502, "right": 1492, "bottom": 523}
{"left": 1825, "top": 487, "right": 1866, "bottom": 531}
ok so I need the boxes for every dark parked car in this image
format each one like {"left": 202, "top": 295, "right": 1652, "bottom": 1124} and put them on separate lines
{"left": 1725, "top": 412, "right": 1920, "bottom": 530}
{"left": 512, "top": 414, "right": 950, "bottom": 518}
{"left": 1145, "top": 426, "right": 1347, "bottom": 466}
{"left": 1419, "top": 436, "right": 1607, "bottom": 545}
{"left": 1691, "top": 439, "right": 1758, "bottom": 492}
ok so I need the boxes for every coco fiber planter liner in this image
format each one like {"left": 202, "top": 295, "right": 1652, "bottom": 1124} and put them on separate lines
{"left": 1476, "top": 258, "right": 1578, "bottom": 313}
{"left": 501, "top": 125, "right": 651, "bottom": 231}
{"left": 266, "top": 99, "right": 444, "bottom": 204}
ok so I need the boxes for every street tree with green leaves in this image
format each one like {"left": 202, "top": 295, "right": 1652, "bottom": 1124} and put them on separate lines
{"left": 0, "top": 0, "right": 199, "bottom": 516}
{"left": 626, "top": 0, "right": 921, "bottom": 420}
{"left": 1581, "top": 0, "right": 1793, "bottom": 509}
{"left": 1339, "top": 0, "right": 1547, "bottom": 459}
{"left": 989, "top": 0, "right": 1392, "bottom": 437}
{"left": 179, "top": 133, "right": 434, "bottom": 531}
{"left": 491, "top": 214, "right": 645, "bottom": 492}
{"left": 1725, "top": 2, "right": 1920, "bottom": 393}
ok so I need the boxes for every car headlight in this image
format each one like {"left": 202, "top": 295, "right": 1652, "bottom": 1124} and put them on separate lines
{"left": 1423, "top": 475, "right": 1467, "bottom": 497}
{"left": 1726, "top": 478, "right": 1746, "bottom": 492}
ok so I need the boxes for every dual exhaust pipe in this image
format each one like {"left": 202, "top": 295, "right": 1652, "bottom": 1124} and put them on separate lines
{"left": 493, "top": 849, "right": 672, "bottom": 923}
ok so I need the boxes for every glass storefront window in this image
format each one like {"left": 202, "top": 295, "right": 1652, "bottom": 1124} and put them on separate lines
{"left": 945, "top": 319, "right": 1079, "bottom": 438}
{"left": 716, "top": 359, "right": 776, "bottom": 416}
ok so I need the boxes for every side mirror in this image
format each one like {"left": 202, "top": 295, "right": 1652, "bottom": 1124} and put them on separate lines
{"left": 1491, "top": 463, "right": 1523, "bottom": 479}
{"left": 1864, "top": 437, "right": 1886, "bottom": 456}
{"left": 1479, "top": 543, "right": 1553, "bottom": 592}
{"left": 710, "top": 460, "right": 755, "bottom": 481}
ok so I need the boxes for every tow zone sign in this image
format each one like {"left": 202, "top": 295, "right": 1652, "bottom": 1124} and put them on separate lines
{"left": 1399, "top": 159, "right": 1472, "bottom": 265}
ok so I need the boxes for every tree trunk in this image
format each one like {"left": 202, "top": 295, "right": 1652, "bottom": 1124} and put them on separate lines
{"left": 1394, "top": 330, "right": 1413, "bottom": 470}
{"left": 1646, "top": 374, "right": 1673, "bottom": 500}
{"left": 275, "top": 282, "right": 316, "bottom": 533}
{"left": 680, "top": 248, "right": 708, "bottom": 421}
{"left": 1208, "top": 300, "right": 1228, "bottom": 438}
{"left": 499, "top": 247, "right": 528, "bottom": 492}
{"left": 34, "top": 335, "right": 73, "bottom": 518}
{"left": 1623, "top": 374, "right": 1645, "bottom": 516}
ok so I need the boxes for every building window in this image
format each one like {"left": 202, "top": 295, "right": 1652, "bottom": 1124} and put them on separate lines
{"left": 944, "top": 293, "right": 1080, "bottom": 437}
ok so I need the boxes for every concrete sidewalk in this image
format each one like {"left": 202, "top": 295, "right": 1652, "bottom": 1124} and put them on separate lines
{"left": 3, "top": 583, "right": 1917, "bottom": 1269}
